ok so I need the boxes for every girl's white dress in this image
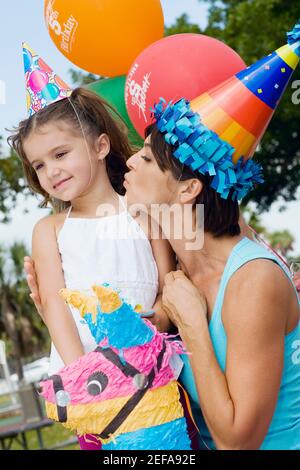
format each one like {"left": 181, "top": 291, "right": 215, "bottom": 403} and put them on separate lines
{"left": 48, "top": 195, "right": 158, "bottom": 374}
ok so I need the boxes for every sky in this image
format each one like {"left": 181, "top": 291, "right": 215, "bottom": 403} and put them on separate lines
{"left": 0, "top": 0, "right": 299, "bottom": 257}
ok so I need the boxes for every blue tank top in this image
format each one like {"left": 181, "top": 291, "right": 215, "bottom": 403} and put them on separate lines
{"left": 180, "top": 237, "right": 300, "bottom": 450}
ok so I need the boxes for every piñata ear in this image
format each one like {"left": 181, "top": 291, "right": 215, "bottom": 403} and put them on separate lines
{"left": 59, "top": 288, "right": 98, "bottom": 321}
{"left": 92, "top": 285, "right": 123, "bottom": 313}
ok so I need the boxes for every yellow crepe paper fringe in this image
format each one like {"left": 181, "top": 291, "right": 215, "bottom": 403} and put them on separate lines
{"left": 92, "top": 285, "right": 123, "bottom": 313}
{"left": 59, "top": 284, "right": 123, "bottom": 321}
{"left": 59, "top": 288, "right": 98, "bottom": 321}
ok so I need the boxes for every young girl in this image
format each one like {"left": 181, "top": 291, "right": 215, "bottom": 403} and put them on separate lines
{"left": 8, "top": 85, "right": 177, "bottom": 449}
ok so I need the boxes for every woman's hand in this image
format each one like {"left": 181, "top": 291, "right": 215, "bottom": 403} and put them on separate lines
{"left": 139, "top": 294, "right": 173, "bottom": 333}
{"left": 24, "top": 256, "right": 44, "bottom": 320}
{"left": 162, "top": 270, "right": 207, "bottom": 331}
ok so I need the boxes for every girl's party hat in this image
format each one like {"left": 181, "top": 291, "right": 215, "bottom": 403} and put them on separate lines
{"left": 153, "top": 20, "right": 300, "bottom": 200}
{"left": 23, "top": 42, "right": 72, "bottom": 117}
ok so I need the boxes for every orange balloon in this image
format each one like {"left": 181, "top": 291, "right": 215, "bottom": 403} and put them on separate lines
{"left": 44, "top": 0, "right": 164, "bottom": 77}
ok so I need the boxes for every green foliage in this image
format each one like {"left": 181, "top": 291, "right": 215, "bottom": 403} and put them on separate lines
{"left": 68, "top": 70, "right": 99, "bottom": 86}
{"left": 0, "top": 147, "right": 30, "bottom": 223}
{"left": 203, "top": 0, "right": 300, "bottom": 211}
{"left": 0, "top": 242, "right": 49, "bottom": 371}
{"left": 266, "top": 229, "right": 295, "bottom": 258}
{"left": 242, "top": 206, "right": 268, "bottom": 235}
{"left": 10, "top": 242, "right": 27, "bottom": 280}
{"left": 242, "top": 206, "right": 298, "bottom": 259}
{"left": 165, "top": 13, "right": 202, "bottom": 35}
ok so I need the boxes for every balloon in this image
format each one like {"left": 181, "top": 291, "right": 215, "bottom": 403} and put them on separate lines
{"left": 125, "top": 34, "right": 246, "bottom": 137}
{"left": 23, "top": 48, "right": 33, "bottom": 72}
{"left": 38, "top": 57, "right": 53, "bottom": 74}
{"left": 29, "top": 70, "right": 49, "bottom": 93}
{"left": 44, "top": 0, "right": 164, "bottom": 77}
{"left": 26, "top": 90, "right": 31, "bottom": 110}
{"left": 54, "top": 75, "right": 71, "bottom": 91}
{"left": 41, "top": 83, "right": 60, "bottom": 102}
{"left": 87, "top": 77, "right": 143, "bottom": 148}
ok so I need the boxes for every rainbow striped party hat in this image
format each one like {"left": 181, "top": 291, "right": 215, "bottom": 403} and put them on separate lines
{"left": 23, "top": 42, "right": 72, "bottom": 117}
{"left": 153, "top": 20, "right": 300, "bottom": 200}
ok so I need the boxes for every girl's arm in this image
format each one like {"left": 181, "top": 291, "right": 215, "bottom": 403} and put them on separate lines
{"left": 150, "top": 235, "right": 177, "bottom": 332}
{"left": 162, "top": 261, "right": 289, "bottom": 449}
{"left": 32, "top": 215, "right": 84, "bottom": 365}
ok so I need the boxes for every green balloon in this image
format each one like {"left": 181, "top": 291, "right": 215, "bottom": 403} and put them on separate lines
{"left": 86, "top": 76, "right": 143, "bottom": 148}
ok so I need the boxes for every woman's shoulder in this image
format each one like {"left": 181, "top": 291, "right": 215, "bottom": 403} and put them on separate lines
{"left": 223, "top": 258, "right": 296, "bottom": 333}
{"left": 229, "top": 258, "right": 290, "bottom": 299}
{"left": 238, "top": 256, "right": 285, "bottom": 278}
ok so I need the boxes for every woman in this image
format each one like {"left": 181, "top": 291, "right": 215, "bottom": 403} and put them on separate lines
{"left": 123, "top": 113, "right": 300, "bottom": 449}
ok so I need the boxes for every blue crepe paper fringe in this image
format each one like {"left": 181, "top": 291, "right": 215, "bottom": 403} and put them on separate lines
{"left": 102, "top": 417, "right": 191, "bottom": 450}
{"left": 83, "top": 300, "right": 154, "bottom": 349}
{"left": 287, "top": 19, "right": 300, "bottom": 46}
{"left": 152, "top": 98, "right": 264, "bottom": 201}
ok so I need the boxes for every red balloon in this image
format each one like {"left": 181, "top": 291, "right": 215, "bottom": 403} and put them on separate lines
{"left": 125, "top": 34, "right": 246, "bottom": 137}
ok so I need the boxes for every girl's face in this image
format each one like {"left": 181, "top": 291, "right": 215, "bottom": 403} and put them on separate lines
{"left": 125, "top": 136, "right": 179, "bottom": 207}
{"left": 24, "top": 121, "right": 102, "bottom": 202}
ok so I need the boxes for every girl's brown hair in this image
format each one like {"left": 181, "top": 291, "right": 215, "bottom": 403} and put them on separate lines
{"left": 8, "top": 87, "right": 133, "bottom": 211}
{"left": 146, "top": 123, "right": 241, "bottom": 238}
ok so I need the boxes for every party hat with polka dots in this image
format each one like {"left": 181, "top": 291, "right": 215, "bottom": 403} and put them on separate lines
{"left": 23, "top": 42, "right": 72, "bottom": 117}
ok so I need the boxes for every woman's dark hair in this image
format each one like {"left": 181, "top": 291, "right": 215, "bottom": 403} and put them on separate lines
{"left": 146, "top": 123, "right": 240, "bottom": 238}
{"left": 8, "top": 87, "right": 133, "bottom": 212}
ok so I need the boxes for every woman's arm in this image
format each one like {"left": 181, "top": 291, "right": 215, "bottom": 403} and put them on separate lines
{"left": 32, "top": 216, "right": 84, "bottom": 364}
{"left": 162, "top": 262, "right": 288, "bottom": 449}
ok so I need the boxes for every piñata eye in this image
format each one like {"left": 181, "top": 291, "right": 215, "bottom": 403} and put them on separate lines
{"left": 87, "top": 371, "right": 108, "bottom": 396}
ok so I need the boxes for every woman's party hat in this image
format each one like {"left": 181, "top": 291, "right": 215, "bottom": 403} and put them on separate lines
{"left": 23, "top": 42, "right": 72, "bottom": 117}
{"left": 153, "top": 20, "right": 300, "bottom": 200}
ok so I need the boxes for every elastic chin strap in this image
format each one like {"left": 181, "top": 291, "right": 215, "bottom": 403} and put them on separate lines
{"left": 67, "top": 96, "right": 94, "bottom": 193}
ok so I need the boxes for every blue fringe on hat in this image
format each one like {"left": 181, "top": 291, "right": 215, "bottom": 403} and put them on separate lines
{"left": 287, "top": 19, "right": 300, "bottom": 46}
{"left": 152, "top": 98, "right": 264, "bottom": 201}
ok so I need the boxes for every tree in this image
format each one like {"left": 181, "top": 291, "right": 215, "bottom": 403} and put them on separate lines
{"left": 68, "top": 70, "right": 99, "bottom": 87}
{"left": 0, "top": 242, "right": 48, "bottom": 378}
{"left": 242, "top": 205, "right": 298, "bottom": 261}
{"left": 165, "top": 13, "right": 202, "bottom": 35}
{"left": 0, "top": 147, "right": 30, "bottom": 223}
{"left": 202, "top": 0, "right": 300, "bottom": 211}
{"left": 266, "top": 229, "right": 295, "bottom": 259}
{"left": 242, "top": 206, "right": 268, "bottom": 236}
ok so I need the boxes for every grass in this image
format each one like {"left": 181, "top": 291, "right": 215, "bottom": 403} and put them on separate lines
{"left": 1, "top": 396, "right": 80, "bottom": 450}
{"left": 1, "top": 388, "right": 81, "bottom": 450}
